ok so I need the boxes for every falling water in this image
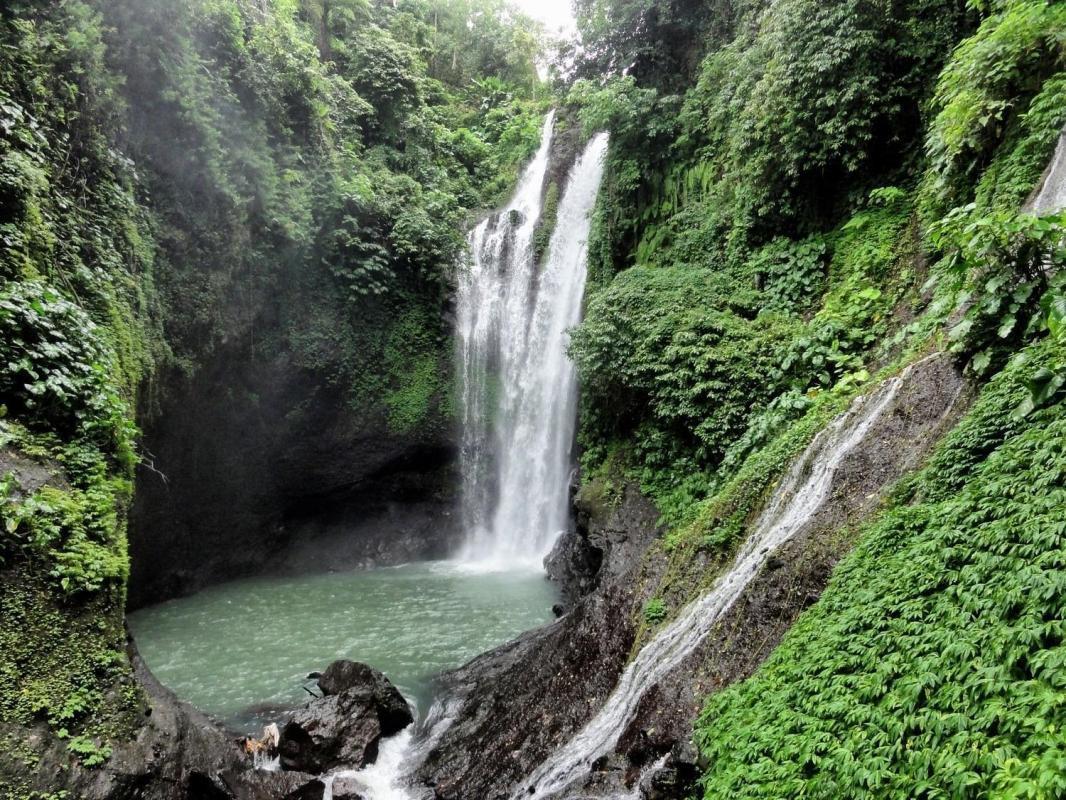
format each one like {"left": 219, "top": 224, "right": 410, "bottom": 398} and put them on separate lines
{"left": 514, "top": 373, "right": 909, "bottom": 799}
{"left": 457, "top": 118, "right": 610, "bottom": 567}
{"left": 321, "top": 696, "right": 462, "bottom": 800}
{"left": 1026, "top": 128, "right": 1066, "bottom": 214}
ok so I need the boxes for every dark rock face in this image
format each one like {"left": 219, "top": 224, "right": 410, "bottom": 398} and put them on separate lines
{"left": 3, "top": 638, "right": 326, "bottom": 800}
{"left": 414, "top": 488, "right": 663, "bottom": 799}
{"left": 278, "top": 660, "right": 413, "bottom": 774}
{"left": 415, "top": 353, "right": 968, "bottom": 799}
{"left": 220, "top": 771, "right": 326, "bottom": 800}
{"left": 544, "top": 525, "right": 602, "bottom": 608}
{"left": 128, "top": 354, "right": 460, "bottom": 610}
{"left": 330, "top": 777, "right": 368, "bottom": 800}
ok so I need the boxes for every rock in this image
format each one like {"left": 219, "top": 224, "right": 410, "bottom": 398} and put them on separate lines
{"left": 221, "top": 770, "right": 325, "bottom": 800}
{"left": 2, "top": 635, "right": 298, "bottom": 800}
{"left": 317, "top": 660, "right": 412, "bottom": 735}
{"left": 330, "top": 777, "right": 368, "bottom": 800}
{"left": 279, "top": 696, "right": 381, "bottom": 774}
{"left": 544, "top": 527, "right": 603, "bottom": 608}
{"left": 639, "top": 765, "right": 689, "bottom": 800}
{"left": 279, "top": 661, "right": 413, "bottom": 773}
{"left": 636, "top": 741, "right": 700, "bottom": 799}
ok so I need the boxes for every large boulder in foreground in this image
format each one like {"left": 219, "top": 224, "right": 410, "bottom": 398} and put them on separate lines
{"left": 279, "top": 660, "right": 413, "bottom": 774}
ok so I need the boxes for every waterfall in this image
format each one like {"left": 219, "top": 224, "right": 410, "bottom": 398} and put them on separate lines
{"left": 1027, "top": 128, "right": 1066, "bottom": 214}
{"left": 457, "top": 116, "right": 610, "bottom": 568}
{"left": 513, "top": 374, "right": 909, "bottom": 799}
{"left": 317, "top": 123, "right": 609, "bottom": 800}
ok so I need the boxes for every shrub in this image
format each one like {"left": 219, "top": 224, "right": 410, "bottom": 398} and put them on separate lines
{"left": 570, "top": 266, "right": 802, "bottom": 479}
{"left": 0, "top": 282, "right": 135, "bottom": 466}
{"left": 643, "top": 597, "right": 668, "bottom": 624}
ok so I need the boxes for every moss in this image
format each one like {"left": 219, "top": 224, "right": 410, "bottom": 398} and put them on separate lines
{"left": 0, "top": 424, "right": 139, "bottom": 775}
{"left": 575, "top": 445, "right": 627, "bottom": 519}
{"left": 531, "top": 180, "right": 561, "bottom": 265}
{"left": 379, "top": 305, "right": 450, "bottom": 436}
{"left": 0, "top": 563, "right": 142, "bottom": 743}
{"left": 385, "top": 353, "right": 444, "bottom": 436}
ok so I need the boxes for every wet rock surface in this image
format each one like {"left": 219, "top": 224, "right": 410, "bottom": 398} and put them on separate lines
{"left": 416, "top": 353, "right": 968, "bottom": 799}
{"left": 279, "top": 660, "right": 413, "bottom": 773}
{"left": 129, "top": 353, "right": 461, "bottom": 609}
{"left": 544, "top": 525, "right": 603, "bottom": 608}
{"left": 415, "top": 487, "right": 664, "bottom": 799}
{"left": 330, "top": 777, "right": 368, "bottom": 800}
{"left": 2, "top": 637, "right": 318, "bottom": 800}
{"left": 220, "top": 771, "right": 325, "bottom": 800}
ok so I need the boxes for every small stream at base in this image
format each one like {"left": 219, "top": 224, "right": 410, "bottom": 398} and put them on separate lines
{"left": 128, "top": 561, "right": 558, "bottom": 734}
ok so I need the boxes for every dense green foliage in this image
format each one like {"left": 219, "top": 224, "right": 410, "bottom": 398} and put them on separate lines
{"left": 571, "top": 0, "right": 1065, "bottom": 515}
{"left": 695, "top": 339, "right": 1066, "bottom": 798}
{"left": 0, "top": 0, "right": 548, "bottom": 777}
{"left": 570, "top": 1, "right": 1066, "bottom": 796}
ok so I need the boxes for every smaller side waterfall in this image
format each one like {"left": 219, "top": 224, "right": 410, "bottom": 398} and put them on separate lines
{"left": 514, "top": 373, "right": 909, "bottom": 799}
{"left": 1026, "top": 128, "right": 1066, "bottom": 214}
{"left": 457, "top": 125, "right": 610, "bottom": 567}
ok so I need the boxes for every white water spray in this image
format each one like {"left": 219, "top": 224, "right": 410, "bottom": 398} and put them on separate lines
{"left": 457, "top": 120, "right": 610, "bottom": 567}
{"left": 321, "top": 696, "right": 461, "bottom": 800}
{"left": 515, "top": 374, "right": 909, "bottom": 799}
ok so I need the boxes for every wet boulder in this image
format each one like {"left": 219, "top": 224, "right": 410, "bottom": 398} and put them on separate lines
{"left": 636, "top": 741, "right": 700, "bottom": 800}
{"left": 317, "top": 660, "right": 412, "bottom": 735}
{"left": 279, "top": 661, "right": 412, "bottom": 774}
{"left": 221, "top": 770, "right": 325, "bottom": 800}
{"left": 330, "top": 777, "right": 368, "bottom": 800}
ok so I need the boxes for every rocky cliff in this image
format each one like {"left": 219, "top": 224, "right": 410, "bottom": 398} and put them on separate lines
{"left": 415, "top": 352, "right": 967, "bottom": 798}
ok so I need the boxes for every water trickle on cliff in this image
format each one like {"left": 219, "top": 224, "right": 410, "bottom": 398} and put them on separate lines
{"left": 515, "top": 372, "right": 910, "bottom": 799}
{"left": 457, "top": 115, "right": 609, "bottom": 568}
{"left": 1027, "top": 128, "right": 1066, "bottom": 214}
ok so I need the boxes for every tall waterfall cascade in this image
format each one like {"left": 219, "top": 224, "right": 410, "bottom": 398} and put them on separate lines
{"left": 514, "top": 372, "right": 912, "bottom": 799}
{"left": 457, "top": 115, "right": 610, "bottom": 568}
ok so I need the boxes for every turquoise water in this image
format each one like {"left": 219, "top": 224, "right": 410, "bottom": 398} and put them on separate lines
{"left": 128, "top": 561, "right": 558, "bottom": 732}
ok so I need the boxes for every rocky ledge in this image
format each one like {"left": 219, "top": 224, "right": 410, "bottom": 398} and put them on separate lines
{"left": 6, "top": 651, "right": 412, "bottom": 800}
{"left": 279, "top": 660, "right": 413, "bottom": 773}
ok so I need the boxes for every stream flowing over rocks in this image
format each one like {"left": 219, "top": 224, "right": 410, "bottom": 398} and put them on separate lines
{"left": 413, "top": 352, "right": 968, "bottom": 799}
{"left": 278, "top": 661, "right": 413, "bottom": 774}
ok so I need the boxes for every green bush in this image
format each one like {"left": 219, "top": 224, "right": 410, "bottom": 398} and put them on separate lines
{"left": 0, "top": 282, "right": 135, "bottom": 467}
{"left": 922, "top": 0, "right": 1066, "bottom": 214}
{"left": 750, "top": 236, "right": 828, "bottom": 314}
{"left": 929, "top": 206, "right": 1065, "bottom": 376}
{"left": 571, "top": 266, "right": 802, "bottom": 481}
{"left": 643, "top": 597, "right": 668, "bottom": 625}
